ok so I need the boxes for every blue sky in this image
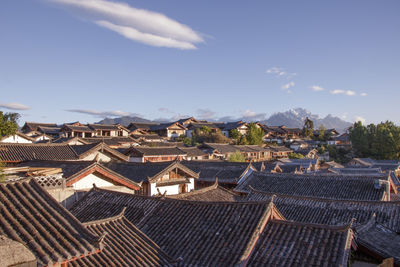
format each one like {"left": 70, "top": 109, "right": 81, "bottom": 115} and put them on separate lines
{"left": 1, "top": 0, "right": 399, "bottom": 125}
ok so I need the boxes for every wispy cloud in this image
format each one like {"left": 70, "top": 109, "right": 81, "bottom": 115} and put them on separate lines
{"left": 49, "top": 0, "right": 203, "bottom": 49}
{"left": 310, "top": 85, "right": 324, "bottom": 92}
{"left": 330, "top": 89, "right": 356, "bottom": 96}
{"left": 241, "top": 109, "right": 266, "bottom": 121}
{"left": 361, "top": 92, "right": 367, "bottom": 96}
{"left": 66, "top": 109, "right": 139, "bottom": 117}
{"left": 0, "top": 102, "right": 31, "bottom": 110}
{"left": 266, "top": 67, "right": 296, "bottom": 79}
{"left": 196, "top": 108, "right": 216, "bottom": 120}
{"left": 281, "top": 81, "right": 295, "bottom": 91}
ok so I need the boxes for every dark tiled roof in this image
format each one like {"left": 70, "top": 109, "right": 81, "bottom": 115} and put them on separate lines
{"left": 235, "top": 172, "right": 388, "bottom": 201}
{"left": 0, "top": 142, "right": 129, "bottom": 163}
{"left": 0, "top": 143, "right": 79, "bottom": 162}
{"left": 0, "top": 179, "right": 102, "bottom": 266}
{"left": 220, "top": 121, "right": 246, "bottom": 131}
{"left": 63, "top": 124, "right": 94, "bottom": 132}
{"left": 149, "top": 122, "right": 186, "bottom": 131}
{"left": 181, "top": 161, "right": 252, "bottom": 184}
{"left": 71, "top": 212, "right": 176, "bottom": 267}
{"left": 87, "top": 124, "right": 121, "bottom": 131}
{"left": 245, "top": 189, "right": 400, "bottom": 232}
{"left": 167, "top": 182, "right": 243, "bottom": 201}
{"left": 329, "top": 167, "right": 383, "bottom": 176}
{"left": 37, "top": 126, "right": 61, "bottom": 134}
{"left": 179, "top": 147, "right": 208, "bottom": 157}
{"left": 82, "top": 137, "right": 137, "bottom": 146}
{"left": 22, "top": 122, "right": 58, "bottom": 132}
{"left": 17, "top": 160, "right": 94, "bottom": 178}
{"left": 69, "top": 187, "right": 278, "bottom": 266}
{"left": 128, "top": 122, "right": 159, "bottom": 131}
{"left": 248, "top": 220, "right": 352, "bottom": 266}
{"left": 103, "top": 161, "right": 199, "bottom": 183}
{"left": 128, "top": 146, "right": 187, "bottom": 156}
{"left": 355, "top": 215, "right": 400, "bottom": 265}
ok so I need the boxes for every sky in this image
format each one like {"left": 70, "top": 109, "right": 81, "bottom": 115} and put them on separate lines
{"left": 1, "top": 0, "right": 399, "bottom": 125}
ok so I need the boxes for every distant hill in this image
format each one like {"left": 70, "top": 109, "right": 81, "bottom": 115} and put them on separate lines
{"left": 97, "top": 116, "right": 153, "bottom": 126}
{"left": 261, "top": 108, "right": 352, "bottom": 132}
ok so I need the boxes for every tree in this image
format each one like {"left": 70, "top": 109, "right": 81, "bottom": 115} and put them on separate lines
{"left": 0, "top": 160, "right": 5, "bottom": 182}
{"left": 246, "top": 123, "right": 264, "bottom": 145}
{"left": 229, "top": 129, "right": 241, "bottom": 139}
{"left": 0, "top": 111, "right": 19, "bottom": 137}
{"left": 289, "top": 152, "right": 304, "bottom": 159}
{"left": 177, "top": 134, "right": 193, "bottom": 146}
{"left": 192, "top": 127, "right": 230, "bottom": 144}
{"left": 228, "top": 151, "right": 246, "bottom": 162}
{"left": 318, "top": 125, "right": 326, "bottom": 141}
{"left": 302, "top": 117, "right": 314, "bottom": 137}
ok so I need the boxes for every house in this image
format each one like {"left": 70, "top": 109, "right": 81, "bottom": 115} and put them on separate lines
{"left": 21, "top": 122, "right": 58, "bottom": 133}
{"left": 104, "top": 160, "right": 199, "bottom": 195}
{"left": 149, "top": 122, "right": 187, "bottom": 139}
{"left": 262, "top": 125, "right": 302, "bottom": 143}
{"left": 219, "top": 121, "right": 248, "bottom": 137}
{"left": 127, "top": 122, "right": 159, "bottom": 134}
{"left": 179, "top": 146, "right": 209, "bottom": 160}
{"left": 289, "top": 140, "right": 309, "bottom": 151}
{"left": 328, "top": 132, "right": 351, "bottom": 147}
{"left": 0, "top": 131, "right": 34, "bottom": 143}
{"left": 8, "top": 161, "right": 141, "bottom": 207}
{"left": 36, "top": 125, "right": 62, "bottom": 138}
{"left": 267, "top": 145, "right": 293, "bottom": 159}
{"left": 88, "top": 123, "right": 130, "bottom": 137}
{"left": 0, "top": 179, "right": 174, "bottom": 266}
{"left": 181, "top": 161, "right": 256, "bottom": 189}
{"left": 0, "top": 142, "right": 129, "bottom": 164}
{"left": 124, "top": 146, "right": 187, "bottom": 162}
{"left": 175, "top": 116, "right": 201, "bottom": 126}
{"left": 185, "top": 122, "right": 220, "bottom": 138}
{"left": 61, "top": 123, "right": 95, "bottom": 138}
{"left": 201, "top": 143, "right": 273, "bottom": 161}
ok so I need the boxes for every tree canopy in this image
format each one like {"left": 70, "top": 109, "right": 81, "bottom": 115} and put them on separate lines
{"left": 349, "top": 121, "right": 400, "bottom": 159}
{"left": 228, "top": 151, "right": 246, "bottom": 162}
{"left": 302, "top": 117, "right": 314, "bottom": 137}
{"left": 246, "top": 123, "right": 264, "bottom": 145}
{"left": 0, "top": 111, "right": 19, "bottom": 137}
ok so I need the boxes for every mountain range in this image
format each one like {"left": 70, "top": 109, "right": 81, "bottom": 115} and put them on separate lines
{"left": 97, "top": 108, "right": 352, "bottom": 132}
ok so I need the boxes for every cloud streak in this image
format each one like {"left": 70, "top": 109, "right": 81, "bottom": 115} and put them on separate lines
{"left": 310, "top": 85, "right": 324, "bottom": 91}
{"left": 49, "top": 0, "right": 203, "bottom": 49}
{"left": 66, "top": 109, "right": 139, "bottom": 117}
{"left": 281, "top": 81, "right": 295, "bottom": 91}
{"left": 266, "top": 67, "right": 296, "bottom": 79}
{"left": 0, "top": 102, "right": 31, "bottom": 110}
{"left": 330, "top": 89, "right": 356, "bottom": 96}
{"left": 196, "top": 108, "right": 216, "bottom": 120}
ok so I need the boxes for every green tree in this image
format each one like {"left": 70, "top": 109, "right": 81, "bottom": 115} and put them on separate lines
{"left": 228, "top": 151, "right": 246, "bottom": 162}
{"left": 0, "top": 160, "right": 5, "bottom": 182}
{"left": 239, "top": 135, "right": 249, "bottom": 145}
{"left": 289, "top": 152, "right": 304, "bottom": 159}
{"left": 246, "top": 123, "right": 264, "bottom": 145}
{"left": 0, "top": 111, "right": 20, "bottom": 136}
{"left": 302, "top": 117, "right": 314, "bottom": 137}
{"left": 349, "top": 121, "right": 370, "bottom": 157}
{"left": 229, "top": 129, "right": 241, "bottom": 139}
{"left": 318, "top": 125, "right": 327, "bottom": 141}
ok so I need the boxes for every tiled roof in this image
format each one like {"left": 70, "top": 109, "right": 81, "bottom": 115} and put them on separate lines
{"left": 179, "top": 147, "right": 208, "bottom": 157}
{"left": 22, "top": 122, "right": 58, "bottom": 132}
{"left": 0, "top": 143, "right": 79, "bottom": 162}
{"left": 104, "top": 161, "right": 199, "bottom": 183}
{"left": 0, "top": 142, "right": 129, "bottom": 163}
{"left": 69, "top": 187, "right": 280, "bottom": 266}
{"left": 71, "top": 211, "right": 176, "bottom": 267}
{"left": 355, "top": 215, "right": 400, "bottom": 265}
{"left": 83, "top": 137, "right": 137, "bottom": 146}
{"left": 247, "top": 220, "right": 353, "bottom": 266}
{"left": 87, "top": 124, "right": 121, "bottom": 131}
{"left": 17, "top": 161, "right": 141, "bottom": 190}
{"left": 127, "top": 146, "right": 187, "bottom": 156}
{"left": 149, "top": 122, "right": 187, "bottom": 131}
{"left": 235, "top": 172, "right": 388, "bottom": 201}
{"left": 63, "top": 124, "right": 94, "bottom": 132}
{"left": 329, "top": 167, "right": 384, "bottom": 176}
{"left": 37, "top": 126, "right": 61, "bottom": 134}
{"left": 203, "top": 143, "right": 238, "bottom": 154}
{"left": 181, "top": 161, "right": 253, "bottom": 184}
{"left": 245, "top": 189, "right": 400, "bottom": 232}
{"left": 167, "top": 181, "right": 243, "bottom": 201}
{"left": 0, "top": 179, "right": 102, "bottom": 266}
{"left": 220, "top": 121, "right": 246, "bottom": 131}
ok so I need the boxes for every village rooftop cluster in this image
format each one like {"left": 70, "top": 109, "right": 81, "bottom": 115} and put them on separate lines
{"left": 0, "top": 117, "right": 399, "bottom": 266}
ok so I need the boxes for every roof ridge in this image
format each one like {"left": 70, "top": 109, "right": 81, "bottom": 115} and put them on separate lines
{"left": 83, "top": 207, "right": 127, "bottom": 226}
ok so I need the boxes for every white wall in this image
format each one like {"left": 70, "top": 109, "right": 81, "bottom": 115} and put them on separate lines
{"left": 1, "top": 135, "right": 32, "bottom": 143}
{"left": 72, "top": 173, "right": 114, "bottom": 190}
{"left": 81, "top": 152, "right": 112, "bottom": 162}
{"left": 150, "top": 183, "right": 180, "bottom": 195}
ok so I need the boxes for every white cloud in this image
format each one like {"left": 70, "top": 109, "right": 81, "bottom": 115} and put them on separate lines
{"left": 266, "top": 66, "right": 297, "bottom": 78}
{"left": 310, "top": 85, "right": 324, "bottom": 92}
{"left": 361, "top": 92, "right": 367, "bottom": 96}
{"left": 196, "top": 108, "right": 216, "bottom": 120}
{"left": 354, "top": 116, "right": 366, "bottom": 124}
{"left": 330, "top": 89, "right": 356, "bottom": 96}
{"left": 67, "top": 109, "right": 139, "bottom": 117}
{"left": 281, "top": 81, "right": 295, "bottom": 90}
{"left": 241, "top": 110, "right": 266, "bottom": 121}
{"left": 0, "top": 102, "right": 31, "bottom": 110}
{"left": 49, "top": 0, "right": 203, "bottom": 49}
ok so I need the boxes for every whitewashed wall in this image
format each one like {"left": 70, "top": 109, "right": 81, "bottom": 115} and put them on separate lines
{"left": 1, "top": 135, "right": 32, "bottom": 143}
{"left": 72, "top": 173, "right": 114, "bottom": 190}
